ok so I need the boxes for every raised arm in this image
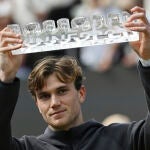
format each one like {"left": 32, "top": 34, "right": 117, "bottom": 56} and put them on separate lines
{"left": 0, "top": 27, "right": 23, "bottom": 150}
{"left": 124, "top": 6, "right": 150, "bottom": 110}
{"left": 0, "top": 27, "right": 23, "bottom": 83}
{"left": 113, "top": 7, "right": 150, "bottom": 150}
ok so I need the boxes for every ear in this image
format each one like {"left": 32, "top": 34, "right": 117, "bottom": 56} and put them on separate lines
{"left": 78, "top": 85, "right": 86, "bottom": 103}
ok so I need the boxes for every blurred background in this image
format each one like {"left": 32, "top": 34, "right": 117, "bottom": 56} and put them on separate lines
{"left": 0, "top": 0, "right": 149, "bottom": 137}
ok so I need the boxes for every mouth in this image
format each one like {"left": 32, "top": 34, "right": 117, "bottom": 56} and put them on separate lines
{"left": 50, "top": 109, "right": 66, "bottom": 116}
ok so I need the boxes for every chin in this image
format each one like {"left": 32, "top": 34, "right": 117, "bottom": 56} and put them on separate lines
{"left": 49, "top": 119, "right": 72, "bottom": 130}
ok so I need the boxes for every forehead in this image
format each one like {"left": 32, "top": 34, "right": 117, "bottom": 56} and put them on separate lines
{"left": 40, "top": 73, "right": 74, "bottom": 92}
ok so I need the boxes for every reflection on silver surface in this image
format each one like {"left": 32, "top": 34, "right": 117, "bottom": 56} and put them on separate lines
{"left": 7, "top": 8, "right": 139, "bottom": 55}
{"left": 7, "top": 24, "right": 22, "bottom": 34}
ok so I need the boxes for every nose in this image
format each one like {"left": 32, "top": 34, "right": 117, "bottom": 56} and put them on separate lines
{"left": 50, "top": 95, "right": 61, "bottom": 108}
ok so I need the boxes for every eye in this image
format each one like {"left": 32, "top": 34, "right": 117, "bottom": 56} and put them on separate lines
{"left": 57, "top": 88, "right": 68, "bottom": 95}
{"left": 38, "top": 93, "right": 51, "bottom": 101}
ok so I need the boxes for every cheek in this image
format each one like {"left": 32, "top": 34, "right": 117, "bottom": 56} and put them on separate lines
{"left": 65, "top": 96, "right": 81, "bottom": 113}
{"left": 37, "top": 101, "right": 50, "bottom": 114}
{"left": 74, "top": 101, "right": 81, "bottom": 112}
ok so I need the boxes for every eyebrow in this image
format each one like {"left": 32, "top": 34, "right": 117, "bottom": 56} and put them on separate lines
{"left": 36, "top": 91, "right": 49, "bottom": 97}
{"left": 36, "top": 85, "right": 69, "bottom": 95}
{"left": 57, "top": 85, "right": 69, "bottom": 90}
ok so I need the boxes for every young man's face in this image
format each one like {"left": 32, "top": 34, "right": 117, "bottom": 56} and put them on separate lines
{"left": 35, "top": 73, "right": 86, "bottom": 131}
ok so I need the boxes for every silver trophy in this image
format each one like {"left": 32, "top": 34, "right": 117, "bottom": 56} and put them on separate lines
{"left": 42, "top": 20, "right": 56, "bottom": 44}
{"left": 8, "top": 8, "right": 139, "bottom": 55}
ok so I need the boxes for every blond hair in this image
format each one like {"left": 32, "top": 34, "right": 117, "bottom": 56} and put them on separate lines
{"left": 28, "top": 56, "right": 84, "bottom": 99}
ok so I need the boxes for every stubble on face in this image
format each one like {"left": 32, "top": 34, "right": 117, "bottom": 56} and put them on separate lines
{"left": 36, "top": 73, "right": 85, "bottom": 131}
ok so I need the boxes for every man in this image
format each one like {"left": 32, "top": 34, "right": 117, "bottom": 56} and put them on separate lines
{"left": 0, "top": 6, "right": 150, "bottom": 150}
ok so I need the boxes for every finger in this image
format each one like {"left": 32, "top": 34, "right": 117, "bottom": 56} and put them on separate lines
{"left": 126, "top": 26, "right": 148, "bottom": 32}
{"left": 124, "top": 22, "right": 150, "bottom": 34}
{"left": 0, "top": 31, "right": 21, "bottom": 39}
{"left": 124, "top": 22, "right": 146, "bottom": 31}
{"left": 127, "top": 12, "right": 148, "bottom": 24}
{"left": 1, "top": 38, "right": 23, "bottom": 46}
{"left": 0, "top": 27, "right": 21, "bottom": 41}
{"left": 124, "top": 21, "right": 145, "bottom": 27}
{"left": 2, "top": 27, "right": 10, "bottom": 31}
{"left": 130, "top": 6, "right": 145, "bottom": 14}
{"left": 128, "top": 6, "right": 149, "bottom": 24}
{"left": 3, "top": 27, "right": 19, "bottom": 34}
{"left": 0, "top": 44, "right": 23, "bottom": 52}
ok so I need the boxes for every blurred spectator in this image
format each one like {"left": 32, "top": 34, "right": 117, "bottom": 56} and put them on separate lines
{"left": 119, "top": 43, "right": 138, "bottom": 69}
{"left": 47, "top": 0, "right": 80, "bottom": 21}
{"left": 144, "top": 1, "right": 150, "bottom": 28}
{"left": 12, "top": 0, "right": 81, "bottom": 70}
{"left": 0, "top": 0, "right": 13, "bottom": 30}
{"left": 98, "top": 0, "right": 139, "bottom": 10}
{"left": 71, "top": 0, "right": 119, "bottom": 73}
{"left": 80, "top": 44, "right": 119, "bottom": 72}
{"left": 45, "top": 0, "right": 81, "bottom": 61}
{"left": 115, "top": 0, "right": 137, "bottom": 11}
{"left": 71, "top": 0, "right": 100, "bottom": 17}
{"left": 12, "top": 0, "right": 80, "bottom": 25}
{"left": 10, "top": 0, "right": 139, "bottom": 73}
{"left": 12, "top": 0, "right": 53, "bottom": 25}
{"left": 111, "top": 0, "right": 139, "bottom": 69}
{"left": 72, "top": 0, "right": 139, "bottom": 72}
{"left": 12, "top": 0, "right": 36, "bottom": 25}
{"left": 11, "top": 0, "right": 51, "bottom": 72}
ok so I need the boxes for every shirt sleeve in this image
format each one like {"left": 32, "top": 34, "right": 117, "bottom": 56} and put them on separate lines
{"left": 139, "top": 58, "right": 150, "bottom": 67}
{"left": 138, "top": 61, "right": 150, "bottom": 112}
{"left": 131, "top": 61, "right": 150, "bottom": 150}
{"left": 0, "top": 78, "right": 20, "bottom": 150}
